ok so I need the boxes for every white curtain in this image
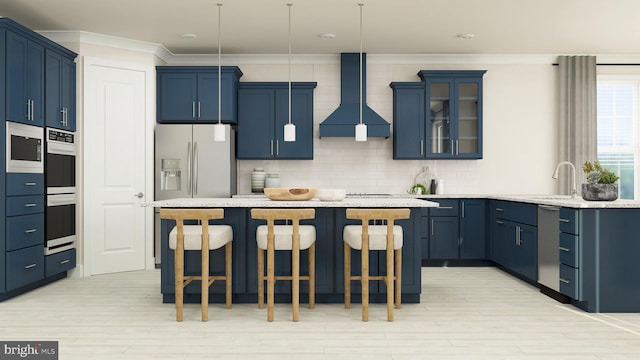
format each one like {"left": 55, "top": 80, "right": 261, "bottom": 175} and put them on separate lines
{"left": 557, "top": 56, "right": 597, "bottom": 195}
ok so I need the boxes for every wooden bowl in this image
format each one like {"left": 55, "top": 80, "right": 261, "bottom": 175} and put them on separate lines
{"left": 264, "top": 187, "right": 317, "bottom": 201}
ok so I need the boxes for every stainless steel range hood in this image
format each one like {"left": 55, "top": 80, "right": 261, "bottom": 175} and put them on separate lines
{"left": 319, "top": 53, "right": 390, "bottom": 138}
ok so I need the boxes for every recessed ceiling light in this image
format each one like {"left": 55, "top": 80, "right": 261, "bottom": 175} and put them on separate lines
{"left": 456, "top": 33, "right": 475, "bottom": 39}
{"left": 180, "top": 33, "right": 197, "bottom": 39}
{"left": 319, "top": 33, "right": 336, "bottom": 39}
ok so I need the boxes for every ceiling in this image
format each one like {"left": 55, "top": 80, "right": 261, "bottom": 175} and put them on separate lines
{"left": 2, "top": 0, "right": 640, "bottom": 56}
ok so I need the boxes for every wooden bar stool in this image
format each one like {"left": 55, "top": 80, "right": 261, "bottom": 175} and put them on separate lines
{"left": 343, "top": 208, "right": 410, "bottom": 321}
{"left": 251, "top": 208, "right": 315, "bottom": 322}
{"left": 160, "top": 208, "right": 232, "bottom": 322}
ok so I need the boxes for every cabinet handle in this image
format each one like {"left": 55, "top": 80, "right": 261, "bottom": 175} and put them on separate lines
{"left": 515, "top": 226, "right": 521, "bottom": 245}
{"left": 559, "top": 278, "right": 570, "bottom": 284}
{"left": 61, "top": 108, "right": 65, "bottom": 125}
{"left": 26, "top": 101, "right": 30, "bottom": 120}
{"left": 24, "top": 263, "right": 37, "bottom": 269}
{"left": 559, "top": 246, "right": 571, "bottom": 252}
{"left": 24, "top": 203, "right": 37, "bottom": 207}
{"left": 438, "top": 206, "right": 454, "bottom": 210}
{"left": 24, "top": 229, "right": 37, "bottom": 234}
{"left": 431, "top": 219, "right": 434, "bottom": 236}
{"left": 192, "top": 101, "right": 196, "bottom": 119}
{"left": 461, "top": 201, "right": 465, "bottom": 218}
{"left": 270, "top": 139, "right": 274, "bottom": 156}
{"left": 31, "top": 100, "right": 35, "bottom": 121}
{"left": 25, "top": 182, "right": 37, "bottom": 186}
{"left": 495, "top": 220, "right": 504, "bottom": 224}
{"left": 559, "top": 218, "right": 570, "bottom": 223}
{"left": 451, "top": 140, "right": 454, "bottom": 155}
{"left": 197, "top": 101, "right": 201, "bottom": 119}
{"left": 193, "top": 142, "right": 198, "bottom": 195}
{"left": 276, "top": 140, "right": 279, "bottom": 156}
{"left": 420, "top": 139, "right": 424, "bottom": 156}
{"left": 60, "top": 260, "right": 70, "bottom": 265}
{"left": 456, "top": 140, "right": 459, "bottom": 155}
{"left": 495, "top": 207, "right": 504, "bottom": 212}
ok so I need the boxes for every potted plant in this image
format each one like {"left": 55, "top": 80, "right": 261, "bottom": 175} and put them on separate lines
{"left": 581, "top": 160, "right": 620, "bottom": 201}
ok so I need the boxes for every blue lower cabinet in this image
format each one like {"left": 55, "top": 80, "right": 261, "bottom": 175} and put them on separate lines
{"left": 160, "top": 208, "right": 248, "bottom": 298}
{"left": 6, "top": 245, "right": 45, "bottom": 291}
{"left": 160, "top": 207, "right": 422, "bottom": 303}
{"left": 511, "top": 222, "right": 537, "bottom": 281}
{"left": 45, "top": 248, "right": 76, "bottom": 277}
{"left": 559, "top": 263, "right": 579, "bottom": 300}
{"left": 429, "top": 217, "right": 459, "bottom": 259}
{"left": 459, "top": 200, "right": 486, "bottom": 259}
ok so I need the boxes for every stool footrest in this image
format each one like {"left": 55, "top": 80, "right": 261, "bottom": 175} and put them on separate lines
{"left": 265, "top": 275, "right": 312, "bottom": 281}
{"left": 348, "top": 275, "right": 396, "bottom": 281}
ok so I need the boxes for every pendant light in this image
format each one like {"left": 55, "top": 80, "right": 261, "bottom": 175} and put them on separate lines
{"left": 213, "top": 3, "right": 226, "bottom": 142}
{"left": 355, "top": 3, "right": 367, "bottom": 142}
{"left": 283, "top": 3, "right": 296, "bottom": 142}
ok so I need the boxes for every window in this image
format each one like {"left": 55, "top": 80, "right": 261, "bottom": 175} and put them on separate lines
{"left": 596, "top": 76, "right": 639, "bottom": 199}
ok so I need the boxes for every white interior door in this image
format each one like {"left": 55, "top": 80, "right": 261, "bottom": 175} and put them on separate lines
{"left": 84, "top": 59, "right": 150, "bottom": 275}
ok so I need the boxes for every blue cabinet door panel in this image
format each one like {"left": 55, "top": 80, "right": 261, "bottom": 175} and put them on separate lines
{"left": 158, "top": 73, "right": 197, "bottom": 121}
{"left": 6, "top": 245, "right": 45, "bottom": 291}
{"left": 237, "top": 89, "right": 275, "bottom": 159}
{"left": 429, "top": 216, "right": 459, "bottom": 259}
{"left": 26, "top": 41, "right": 44, "bottom": 125}
{"left": 275, "top": 89, "right": 314, "bottom": 159}
{"left": 460, "top": 200, "right": 486, "bottom": 259}
{"left": 559, "top": 208, "right": 579, "bottom": 235}
{"left": 6, "top": 31, "right": 28, "bottom": 124}
{"left": 6, "top": 214, "right": 44, "bottom": 251}
{"left": 6, "top": 173, "right": 44, "bottom": 196}
{"left": 6, "top": 195, "right": 45, "bottom": 216}
{"left": 391, "top": 85, "right": 425, "bottom": 159}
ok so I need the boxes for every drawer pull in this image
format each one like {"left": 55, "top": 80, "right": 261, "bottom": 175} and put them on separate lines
{"left": 559, "top": 246, "right": 571, "bottom": 252}
{"left": 24, "top": 263, "right": 37, "bottom": 269}
{"left": 60, "top": 260, "right": 70, "bottom": 265}
{"left": 24, "top": 203, "right": 37, "bottom": 207}
{"left": 24, "top": 229, "right": 37, "bottom": 234}
{"left": 559, "top": 278, "right": 570, "bottom": 284}
{"left": 437, "top": 206, "right": 454, "bottom": 210}
{"left": 496, "top": 220, "right": 504, "bottom": 224}
{"left": 24, "top": 182, "right": 37, "bottom": 186}
{"left": 495, "top": 208, "right": 504, "bottom": 212}
{"left": 559, "top": 218, "right": 570, "bottom": 223}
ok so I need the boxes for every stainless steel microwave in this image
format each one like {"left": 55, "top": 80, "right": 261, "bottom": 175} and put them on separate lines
{"left": 6, "top": 121, "right": 44, "bottom": 173}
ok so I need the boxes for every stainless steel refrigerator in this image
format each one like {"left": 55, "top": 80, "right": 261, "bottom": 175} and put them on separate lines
{"left": 153, "top": 124, "right": 237, "bottom": 264}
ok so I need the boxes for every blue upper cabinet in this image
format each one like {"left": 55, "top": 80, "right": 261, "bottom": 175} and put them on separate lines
{"left": 156, "top": 66, "right": 242, "bottom": 124}
{"left": 237, "top": 82, "right": 316, "bottom": 160}
{"left": 45, "top": 50, "right": 76, "bottom": 131}
{"left": 391, "top": 70, "right": 486, "bottom": 160}
{"left": 6, "top": 30, "right": 44, "bottom": 126}
{"left": 390, "top": 83, "right": 425, "bottom": 159}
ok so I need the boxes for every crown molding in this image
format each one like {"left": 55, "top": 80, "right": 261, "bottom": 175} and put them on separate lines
{"left": 36, "top": 30, "right": 640, "bottom": 66}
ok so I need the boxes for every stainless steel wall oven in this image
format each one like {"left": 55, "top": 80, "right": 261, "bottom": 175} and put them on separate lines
{"left": 45, "top": 128, "right": 76, "bottom": 255}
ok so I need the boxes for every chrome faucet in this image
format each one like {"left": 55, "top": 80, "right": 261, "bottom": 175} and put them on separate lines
{"left": 552, "top": 161, "right": 577, "bottom": 198}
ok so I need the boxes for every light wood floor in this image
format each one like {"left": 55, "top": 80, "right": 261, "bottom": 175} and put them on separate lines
{"left": 2, "top": 267, "right": 639, "bottom": 359}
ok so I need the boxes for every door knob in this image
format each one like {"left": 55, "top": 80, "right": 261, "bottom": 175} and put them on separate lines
{"left": 135, "top": 192, "right": 144, "bottom": 198}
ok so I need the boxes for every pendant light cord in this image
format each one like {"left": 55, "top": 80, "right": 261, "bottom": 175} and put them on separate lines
{"left": 288, "top": 3, "right": 292, "bottom": 126}
{"left": 359, "top": 3, "right": 363, "bottom": 126}
{"left": 217, "top": 3, "right": 222, "bottom": 125}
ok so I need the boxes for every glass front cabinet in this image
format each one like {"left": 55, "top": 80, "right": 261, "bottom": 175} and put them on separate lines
{"left": 391, "top": 70, "right": 486, "bottom": 160}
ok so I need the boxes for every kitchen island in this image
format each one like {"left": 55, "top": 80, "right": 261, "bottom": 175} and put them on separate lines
{"left": 148, "top": 197, "right": 438, "bottom": 304}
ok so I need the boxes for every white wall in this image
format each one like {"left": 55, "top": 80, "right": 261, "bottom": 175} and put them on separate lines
{"left": 235, "top": 57, "right": 559, "bottom": 195}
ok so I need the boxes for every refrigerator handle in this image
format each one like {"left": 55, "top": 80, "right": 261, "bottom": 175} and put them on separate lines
{"left": 187, "top": 142, "right": 192, "bottom": 196}
{"left": 193, "top": 142, "right": 198, "bottom": 195}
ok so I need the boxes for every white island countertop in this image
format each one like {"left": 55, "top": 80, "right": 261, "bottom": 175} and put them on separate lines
{"left": 410, "top": 194, "right": 640, "bottom": 209}
{"left": 145, "top": 197, "right": 439, "bottom": 208}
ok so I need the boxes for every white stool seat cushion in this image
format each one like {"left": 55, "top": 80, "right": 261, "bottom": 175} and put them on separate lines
{"left": 169, "top": 225, "right": 233, "bottom": 251}
{"left": 256, "top": 225, "right": 316, "bottom": 250}
{"left": 343, "top": 225, "right": 403, "bottom": 250}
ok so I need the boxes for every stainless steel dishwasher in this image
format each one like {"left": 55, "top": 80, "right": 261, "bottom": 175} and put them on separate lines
{"left": 537, "top": 205, "right": 560, "bottom": 291}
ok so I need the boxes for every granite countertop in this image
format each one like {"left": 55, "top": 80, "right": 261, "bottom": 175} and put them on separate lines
{"left": 412, "top": 194, "right": 640, "bottom": 209}
{"left": 145, "top": 197, "right": 438, "bottom": 208}
{"left": 147, "top": 194, "right": 640, "bottom": 209}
